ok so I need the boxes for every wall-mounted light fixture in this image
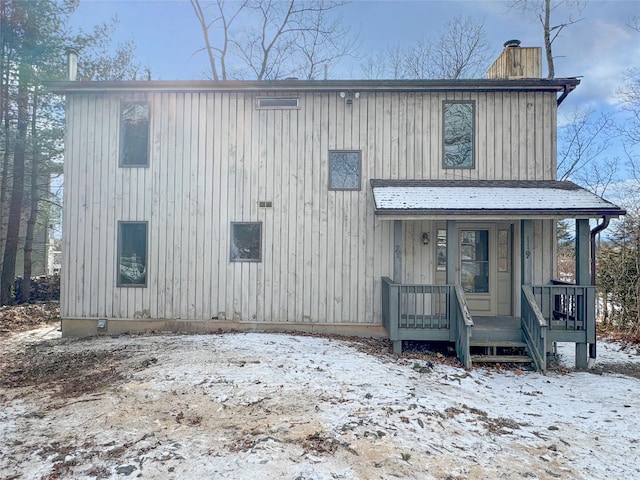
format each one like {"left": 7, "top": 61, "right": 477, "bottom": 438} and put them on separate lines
{"left": 421, "top": 233, "right": 430, "bottom": 245}
{"left": 339, "top": 91, "right": 360, "bottom": 105}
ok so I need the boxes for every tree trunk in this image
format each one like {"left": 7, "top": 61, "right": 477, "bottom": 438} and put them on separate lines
{"left": 543, "top": 0, "right": 554, "bottom": 79}
{"left": 0, "top": 62, "right": 28, "bottom": 305}
{"left": 21, "top": 87, "right": 38, "bottom": 303}
{"left": 0, "top": 0, "right": 10, "bottom": 279}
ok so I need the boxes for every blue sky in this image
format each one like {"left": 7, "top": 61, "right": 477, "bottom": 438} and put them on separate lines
{"left": 68, "top": 1, "right": 639, "bottom": 110}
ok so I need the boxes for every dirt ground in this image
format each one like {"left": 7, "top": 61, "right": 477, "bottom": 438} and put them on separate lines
{"left": 1, "top": 304, "right": 640, "bottom": 480}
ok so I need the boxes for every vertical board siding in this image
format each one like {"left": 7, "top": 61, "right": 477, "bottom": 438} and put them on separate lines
{"left": 63, "top": 89, "right": 559, "bottom": 325}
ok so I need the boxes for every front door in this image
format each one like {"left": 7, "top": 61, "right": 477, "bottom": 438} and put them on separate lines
{"left": 434, "top": 222, "right": 513, "bottom": 317}
{"left": 460, "top": 227, "right": 494, "bottom": 315}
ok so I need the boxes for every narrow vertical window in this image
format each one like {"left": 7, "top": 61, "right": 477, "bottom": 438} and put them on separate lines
{"left": 329, "top": 150, "right": 361, "bottom": 190}
{"left": 498, "top": 229, "right": 509, "bottom": 272}
{"left": 117, "top": 222, "right": 148, "bottom": 286}
{"left": 230, "top": 222, "right": 262, "bottom": 262}
{"left": 120, "top": 101, "right": 149, "bottom": 167}
{"left": 443, "top": 101, "right": 474, "bottom": 168}
{"left": 436, "top": 229, "right": 447, "bottom": 271}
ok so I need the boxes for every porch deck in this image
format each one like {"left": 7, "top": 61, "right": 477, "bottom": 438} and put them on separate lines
{"left": 381, "top": 277, "right": 596, "bottom": 371}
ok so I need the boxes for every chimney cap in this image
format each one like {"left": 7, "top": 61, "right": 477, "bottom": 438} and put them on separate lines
{"left": 504, "top": 39, "right": 521, "bottom": 48}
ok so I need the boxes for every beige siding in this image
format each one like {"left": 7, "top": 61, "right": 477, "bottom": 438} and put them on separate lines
{"left": 62, "top": 89, "right": 559, "bottom": 324}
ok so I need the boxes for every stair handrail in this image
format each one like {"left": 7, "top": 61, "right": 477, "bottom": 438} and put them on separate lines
{"left": 453, "top": 285, "right": 474, "bottom": 369}
{"left": 521, "top": 285, "right": 548, "bottom": 371}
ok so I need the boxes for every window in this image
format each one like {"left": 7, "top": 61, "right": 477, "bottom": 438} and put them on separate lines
{"left": 460, "top": 230, "right": 489, "bottom": 293}
{"left": 117, "top": 222, "right": 148, "bottom": 287}
{"left": 443, "top": 101, "right": 474, "bottom": 168}
{"left": 436, "top": 229, "right": 447, "bottom": 271}
{"left": 230, "top": 222, "right": 262, "bottom": 262}
{"left": 120, "top": 101, "right": 149, "bottom": 167}
{"left": 498, "top": 229, "right": 509, "bottom": 272}
{"left": 329, "top": 151, "right": 361, "bottom": 190}
{"left": 257, "top": 97, "right": 299, "bottom": 109}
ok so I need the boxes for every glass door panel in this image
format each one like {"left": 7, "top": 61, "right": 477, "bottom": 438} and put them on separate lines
{"left": 460, "top": 230, "right": 489, "bottom": 293}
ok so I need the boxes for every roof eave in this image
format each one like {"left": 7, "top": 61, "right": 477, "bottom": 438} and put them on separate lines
{"left": 44, "top": 77, "right": 581, "bottom": 94}
{"left": 374, "top": 208, "right": 626, "bottom": 220}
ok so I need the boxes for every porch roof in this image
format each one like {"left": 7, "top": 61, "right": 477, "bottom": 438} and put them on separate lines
{"left": 370, "top": 180, "right": 626, "bottom": 220}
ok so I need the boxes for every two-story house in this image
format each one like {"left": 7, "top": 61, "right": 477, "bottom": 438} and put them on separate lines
{"left": 49, "top": 43, "right": 624, "bottom": 370}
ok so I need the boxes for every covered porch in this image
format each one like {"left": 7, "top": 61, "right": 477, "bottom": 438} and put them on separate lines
{"left": 372, "top": 180, "right": 625, "bottom": 370}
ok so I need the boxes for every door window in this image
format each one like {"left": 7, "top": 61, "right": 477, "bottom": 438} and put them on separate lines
{"left": 460, "top": 230, "right": 489, "bottom": 293}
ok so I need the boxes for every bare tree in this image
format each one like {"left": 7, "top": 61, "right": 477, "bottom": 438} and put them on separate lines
{"left": 508, "top": 0, "right": 585, "bottom": 78}
{"left": 360, "top": 15, "right": 491, "bottom": 80}
{"left": 360, "top": 45, "right": 404, "bottom": 79}
{"left": 190, "top": 0, "right": 357, "bottom": 80}
{"left": 426, "top": 15, "right": 492, "bottom": 79}
{"left": 557, "top": 108, "right": 615, "bottom": 181}
{"left": 190, "top": 0, "right": 247, "bottom": 80}
{"left": 402, "top": 37, "right": 432, "bottom": 79}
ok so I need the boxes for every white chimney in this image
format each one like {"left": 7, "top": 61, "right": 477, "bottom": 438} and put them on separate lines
{"left": 66, "top": 48, "right": 79, "bottom": 81}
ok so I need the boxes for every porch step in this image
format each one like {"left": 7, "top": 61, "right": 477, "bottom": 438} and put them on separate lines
{"left": 471, "top": 354, "right": 533, "bottom": 364}
{"left": 470, "top": 341, "right": 527, "bottom": 348}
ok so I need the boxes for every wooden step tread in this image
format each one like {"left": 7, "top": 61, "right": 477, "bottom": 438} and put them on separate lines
{"left": 470, "top": 341, "right": 527, "bottom": 348}
{"left": 471, "top": 355, "right": 533, "bottom": 363}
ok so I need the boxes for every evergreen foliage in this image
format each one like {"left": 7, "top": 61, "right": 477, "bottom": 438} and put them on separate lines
{"left": 0, "top": 0, "right": 143, "bottom": 304}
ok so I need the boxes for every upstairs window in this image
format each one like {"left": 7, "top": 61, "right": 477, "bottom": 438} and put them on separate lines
{"left": 443, "top": 101, "right": 474, "bottom": 169}
{"left": 329, "top": 151, "right": 361, "bottom": 190}
{"left": 117, "top": 222, "right": 148, "bottom": 287}
{"left": 120, "top": 101, "right": 149, "bottom": 167}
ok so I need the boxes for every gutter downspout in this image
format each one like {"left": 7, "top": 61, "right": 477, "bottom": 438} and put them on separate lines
{"left": 588, "top": 215, "right": 611, "bottom": 359}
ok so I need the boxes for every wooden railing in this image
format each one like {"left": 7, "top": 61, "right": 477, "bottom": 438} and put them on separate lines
{"left": 530, "top": 282, "right": 595, "bottom": 335}
{"left": 452, "top": 285, "right": 474, "bottom": 369}
{"left": 381, "top": 277, "right": 398, "bottom": 341}
{"left": 521, "top": 285, "right": 548, "bottom": 371}
{"left": 381, "top": 277, "right": 452, "bottom": 334}
{"left": 381, "top": 277, "right": 474, "bottom": 369}
{"left": 398, "top": 284, "right": 450, "bottom": 329}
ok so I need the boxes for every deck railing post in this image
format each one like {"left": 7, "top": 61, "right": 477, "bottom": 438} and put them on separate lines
{"left": 389, "top": 282, "right": 401, "bottom": 353}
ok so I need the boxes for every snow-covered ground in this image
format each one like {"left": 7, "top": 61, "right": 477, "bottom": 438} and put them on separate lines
{"left": 1, "top": 328, "right": 639, "bottom": 479}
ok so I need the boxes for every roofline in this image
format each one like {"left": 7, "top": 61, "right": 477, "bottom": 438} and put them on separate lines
{"left": 374, "top": 208, "right": 626, "bottom": 219}
{"left": 370, "top": 179, "right": 584, "bottom": 189}
{"left": 44, "top": 77, "right": 580, "bottom": 94}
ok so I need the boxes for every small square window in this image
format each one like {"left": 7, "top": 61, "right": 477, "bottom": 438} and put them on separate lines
{"left": 443, "top": 101, "right": 474, "bottom": 169}
{"left": 117, "top": 222, "right": 148, "bottom": 287}
{"left": 329, "top": 151, "right": 361, "bottom": 190}
{"left": 230, "top": 222, "right": 262, "bottom": 262}
{"left": 120, "top": 101, "right": 149, "bottom": 167}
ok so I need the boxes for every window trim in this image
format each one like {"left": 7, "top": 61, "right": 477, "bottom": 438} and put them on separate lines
{"left": 442, "top": 100, "right": 475, "bottom": 169}
{"left": 116, "top": 221, "right": 148, "bottom": 288}
{"left": 230, "top": 222, "right": 263, "bottom": 263}
{"left": 119, "top": 100, "right": 150, "bottom": 168}
{"left": 328, "top": 150, "right": 362, "bottom": 191}
{"left": 256, "top": 97, "right": 299, "bottom": 109}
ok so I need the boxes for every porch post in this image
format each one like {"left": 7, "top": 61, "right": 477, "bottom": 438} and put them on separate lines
{"left": 575, "top": 218, "right": 591, "bottom": 369}
{"left": 521, "top": 220, "right": 533, "bottom": 286}
{"left": 446, "top": 220, "right": 457, "bottom": 342}
{"left": 446, "top": 220, "right": 457, "bottom": 285}
{"left": 393, "top": 220, "right": 402, "bottom": 283}
{"left": 393, "top": 220, "right": 403, "bottom": 354}
{"left": 576, "top": 219, "right": 591, "bottom": 285}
